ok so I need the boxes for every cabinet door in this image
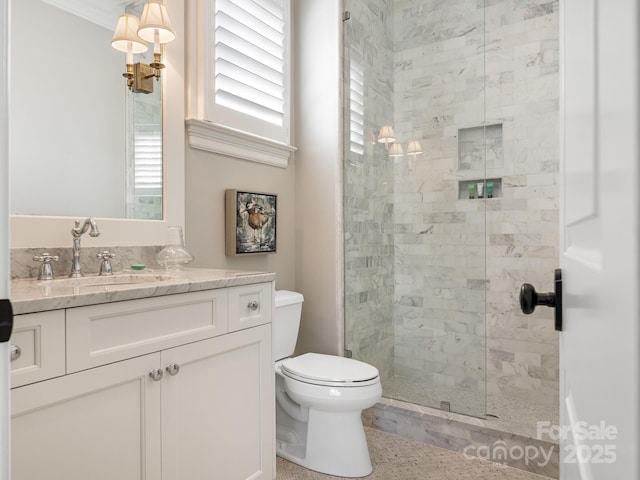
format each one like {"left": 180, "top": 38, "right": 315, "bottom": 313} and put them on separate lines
{"left": 161, "top": 324, "right": 274, "bottom": 480}
{"left": 11, "top": 353, "right": 162, "bottom": 480}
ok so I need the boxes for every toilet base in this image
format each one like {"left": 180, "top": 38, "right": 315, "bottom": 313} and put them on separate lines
{"left": 277, "top": 408, "right": 373, "bottom": 478}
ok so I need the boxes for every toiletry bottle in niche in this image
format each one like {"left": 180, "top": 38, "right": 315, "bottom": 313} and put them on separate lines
{"left": 476, "top": 182, "right": 484, "bottom": 199}
{"left": 486, "top": 181, "right": 494, "bottom": 198}
{"left": 468, "top": 182, "right": 476, "bottom": 199}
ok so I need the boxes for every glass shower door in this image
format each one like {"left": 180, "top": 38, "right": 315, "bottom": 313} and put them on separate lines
{"left": 343, "top": 0, "right": 488, "bottom": 418}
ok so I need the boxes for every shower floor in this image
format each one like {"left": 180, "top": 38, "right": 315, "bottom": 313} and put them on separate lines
{"left": 383, "top": 374, "right": 559, "bottom": 440}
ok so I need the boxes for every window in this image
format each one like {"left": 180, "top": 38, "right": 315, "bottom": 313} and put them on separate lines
{"left": 187, "top": 0, "right": 294, "bottom": 167}
{"left": 132, "top": 124, "right": 162, "bottom": 219}
{"left": 207, "top": 0, "right": 290, "bottom": 144}
{"left": 349, "top": 50, "right": 365, "bottom": 156}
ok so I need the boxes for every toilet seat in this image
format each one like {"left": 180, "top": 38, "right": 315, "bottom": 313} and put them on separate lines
{"left": 281, "top": 353, "right": 379, "bottom": 387}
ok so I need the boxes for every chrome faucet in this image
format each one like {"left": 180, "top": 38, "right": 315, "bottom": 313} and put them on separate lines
{"left": 69, "top": 217, "right": 100, "bottom": 278}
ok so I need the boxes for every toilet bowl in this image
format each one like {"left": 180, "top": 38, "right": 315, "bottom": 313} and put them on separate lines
{"left": 274, "top": 291, "right": 382, "bottom": 478}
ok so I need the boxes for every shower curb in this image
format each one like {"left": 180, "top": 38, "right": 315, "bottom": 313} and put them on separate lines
{"left": 363, "top": 399, "right": 559, "bottom": 479}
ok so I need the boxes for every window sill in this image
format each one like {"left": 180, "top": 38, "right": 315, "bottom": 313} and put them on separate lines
{"left": 185, "top": 118, "right": 296, "bottom": 168}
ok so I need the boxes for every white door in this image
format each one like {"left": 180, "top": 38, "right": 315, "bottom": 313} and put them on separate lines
{"left": 0, "top": 0, "right": 11, "bottom": 478}
{"left": 560, "top": 0, "right": 639, "bottom": 478}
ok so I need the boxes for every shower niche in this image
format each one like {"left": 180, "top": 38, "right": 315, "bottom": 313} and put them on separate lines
{"left": 459, "top": 178, "right": 503, "bottom": 200}
{"left": 457, "top": 124, "right": 503, "bottom": 200}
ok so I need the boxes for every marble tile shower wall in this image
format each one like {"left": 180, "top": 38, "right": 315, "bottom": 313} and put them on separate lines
{"left": 483, "top": 0, "right": 559, "bottom": 406}
{"left": 391, "top": 0, "right": 559, "bottom": 407}
{"left": 343, "top": 0, "right": 396, "bottom": 382}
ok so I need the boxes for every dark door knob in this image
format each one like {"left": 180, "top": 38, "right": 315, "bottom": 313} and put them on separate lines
{"left": 519, "top": 283, "right": 555, "bottom": 314}
{"left": 519, "top": 269, "right": 563, "bottom": 331}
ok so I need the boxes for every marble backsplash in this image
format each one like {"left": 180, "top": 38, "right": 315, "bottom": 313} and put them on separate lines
{"left": 11, "top": 246, "right": 164, "bottom": 280}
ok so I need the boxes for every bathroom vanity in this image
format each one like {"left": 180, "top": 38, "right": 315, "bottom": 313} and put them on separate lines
{"left": 9, "top": 269, "right": 275, "bottom": 480}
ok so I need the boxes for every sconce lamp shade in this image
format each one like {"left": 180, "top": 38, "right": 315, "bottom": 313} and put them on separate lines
{"left": 407, "top": 140, "right": 423, "bottom": 155}
{"left": 138, "top": 1, "right": 176, "bottom": 44}
{"left": 111, "top": 14, "right": 148, "bottom": 53}
{"left": 388, "top": 143, "right": 404, "bottom": 157}
{"left": 377, "top": 125, "right": 396, "bottom": 144}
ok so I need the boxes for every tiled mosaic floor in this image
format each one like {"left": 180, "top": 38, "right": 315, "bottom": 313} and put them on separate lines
{"left": 276, "top": 427, "right": 555, "bottom": 480}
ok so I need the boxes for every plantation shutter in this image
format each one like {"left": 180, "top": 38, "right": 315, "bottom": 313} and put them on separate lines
{"left": 134, "top": 125, "right": 162, "bottom": 191}
{"left": 209, "top": 0, "right": 289, "bottom": 143}
{"left": 130, "top": 124, "right": 162, "bottom": 219}
{"left": 349, "top": 51, "right": 365, "bottom": 155}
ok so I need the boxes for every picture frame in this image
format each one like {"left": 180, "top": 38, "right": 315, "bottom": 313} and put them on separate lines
{"left": 225, "top": 189, "right": 277, "bottom": 256}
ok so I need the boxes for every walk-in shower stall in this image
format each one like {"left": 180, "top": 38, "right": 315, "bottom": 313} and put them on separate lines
{"left": 343, "top": 0, "right": 559, "bottom": 435}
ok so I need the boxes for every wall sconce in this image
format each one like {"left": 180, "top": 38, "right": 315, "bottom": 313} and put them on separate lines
{"left": 138, "top": 2, "right": 175, "bottom": 76}
{"left": 388, "top": 143, "right": 404, "bottom": 158}
{"left": 407, "top": 140, "right": 423, "bottom": 156}
{"left": 407, "top": 140, "right": 423, "bottom": 171}
{"left": 111, "top": 1, "right": 175, "bottom": 94}
{"left": 111, "top": 14, "right": 148, "bottom": 91}
{"left": 377, "top": 125, "right": 396, "bottom": 147}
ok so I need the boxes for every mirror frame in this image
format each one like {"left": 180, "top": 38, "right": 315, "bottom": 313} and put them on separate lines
{"left": 10, "top": 0, "right": 184, "bottom": 248}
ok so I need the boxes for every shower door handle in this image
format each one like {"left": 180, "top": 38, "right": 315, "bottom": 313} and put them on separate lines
{"left": 519, "top": 269, "right": 562, "bottom": 331}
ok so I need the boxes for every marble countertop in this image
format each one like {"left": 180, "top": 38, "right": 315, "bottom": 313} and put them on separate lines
{"left": 10, "top": 268, "right": 275, "bottom": 315}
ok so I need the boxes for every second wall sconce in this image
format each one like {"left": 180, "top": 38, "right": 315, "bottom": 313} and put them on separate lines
{"left": 111, "top": 1, "right": 175, "bottom": 94}
{"left": 407, "top": 140, "right": 423, "bottom": 157}
{"left": 407, "top": 140, "right": 423, "bottom": 171}
{"left": 388, "top": 143, "right": 404, "bottom": 158}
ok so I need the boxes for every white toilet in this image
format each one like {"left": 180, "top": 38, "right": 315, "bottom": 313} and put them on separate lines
{"left": 274, "top": 290, "right": 382, "bottom": 478}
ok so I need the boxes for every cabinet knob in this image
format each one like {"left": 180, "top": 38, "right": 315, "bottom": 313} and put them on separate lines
{"left": 149, "top": 368, "right": 164, "bottom": 381}
{"left": 247, "top": 301, "right": 259, "bottom": 311}
{"left": 165, "top": 363, "right": 180, "bottom": 376}
{"left": 10, "top": 344, "right": 21, "bottom": 361}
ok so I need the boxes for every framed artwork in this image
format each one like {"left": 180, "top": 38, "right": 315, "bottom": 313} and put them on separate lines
{"left": 225, "top": 189, "right": 277, "bottom": 256}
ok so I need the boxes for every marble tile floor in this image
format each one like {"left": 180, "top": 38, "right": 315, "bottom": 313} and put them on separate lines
{"left": 276, "top": 427, "right": 555, "bottom": 480}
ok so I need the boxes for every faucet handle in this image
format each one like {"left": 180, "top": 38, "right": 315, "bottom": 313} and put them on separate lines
{"left": 33, "top": 253, "right": 59, "bottom": 280}
{"left": 97, "top": 251, "right": 115, "bottom": 276}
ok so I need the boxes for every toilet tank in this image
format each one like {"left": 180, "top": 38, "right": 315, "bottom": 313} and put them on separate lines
{"left": 274, "top": 290, "right": 304, "bottom": 361}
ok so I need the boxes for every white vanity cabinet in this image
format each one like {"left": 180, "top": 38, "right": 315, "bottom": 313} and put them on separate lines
{"left": 10, "top": 282, "right": 274, "bottom": 480}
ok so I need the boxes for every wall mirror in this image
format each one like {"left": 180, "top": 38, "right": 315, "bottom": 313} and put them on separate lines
{"left": 9, "top": 0, "right": 184, "bottom": 248}
{"left": 11, "top": 0, "right": 161, "bottom": 219}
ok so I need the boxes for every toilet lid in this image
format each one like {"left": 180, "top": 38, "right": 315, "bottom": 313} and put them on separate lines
{"left": 281, "top": 353, "right": 379, "bottom": 386}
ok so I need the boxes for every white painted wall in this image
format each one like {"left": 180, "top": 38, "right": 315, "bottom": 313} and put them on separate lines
{"left": 184, "top": 148, "right": 297, "bottom": 291}
{"left": 184, "top": 0, "right": 345, "bottom": 357}
{"left": 292, "top": 0, "right": 344, "bottom": 356}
